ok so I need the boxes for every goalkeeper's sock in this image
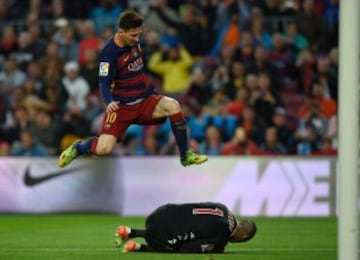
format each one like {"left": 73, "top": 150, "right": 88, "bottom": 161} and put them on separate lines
{"left": 170, "top": 112, "right": 188, "bottom": 159}
{"left": 129, "top": 228, "right": 146, "bottom": 238}
{"left": 75, "top": 137, "right": 98, "bottom": 155}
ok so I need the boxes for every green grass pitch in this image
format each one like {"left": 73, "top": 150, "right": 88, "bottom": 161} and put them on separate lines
{"left": 0, "top": 214, "right": 336, "bottom": 260}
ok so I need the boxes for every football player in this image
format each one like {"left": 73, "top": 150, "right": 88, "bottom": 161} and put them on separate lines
{"left": 115, "top": 202, "right": 257, "bottom": 253}
{"left": 58, "top": 10, "right": 208, "bottom": 168}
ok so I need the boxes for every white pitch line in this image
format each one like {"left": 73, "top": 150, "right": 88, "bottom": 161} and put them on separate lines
{"left": 228, "top": 248, "right": 337, "bottom": 251}
{"left": 0, "top": 248, "right": 118, "bottom": 251}
{"left": 0, "top": 248, "right": 339, "bottom": 252}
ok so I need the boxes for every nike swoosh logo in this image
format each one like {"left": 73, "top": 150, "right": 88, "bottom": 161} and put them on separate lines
{"left": 24, "top": 165, "right": 87, "bottom": 187}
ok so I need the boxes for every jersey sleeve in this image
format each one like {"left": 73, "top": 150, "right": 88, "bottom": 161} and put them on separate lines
{"left": 98, "top": 51, "right": 116, "bottom": 104}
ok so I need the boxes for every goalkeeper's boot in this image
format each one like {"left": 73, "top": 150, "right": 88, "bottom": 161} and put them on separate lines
{"left": 181, "top": 150, "right": 208, "bottom": 167}
{"left": 122, "top": 241, "right": 140, "bottom": 253}
{"left": 115, "top": 226, "right": 130, "bottom": 247}
{"left": 58, "top": 140, "right": 80, "bottom": 168}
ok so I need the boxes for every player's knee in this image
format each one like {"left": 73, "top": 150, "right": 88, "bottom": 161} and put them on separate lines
{"left": 96, "top": 142, "right": 115, "bottom": 155}
{"left": 165, "top": 98, "right": 181, "bottom": 114}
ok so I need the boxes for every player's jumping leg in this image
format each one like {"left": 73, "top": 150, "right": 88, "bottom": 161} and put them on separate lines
{"left": 58, "top": 137, "right": 98, "bottom": 168}
{"left": 169, "top": 112, "right": 208, "bottom": 167}
{"left": 181, "top": 149, "right": 208, "bottom": 167}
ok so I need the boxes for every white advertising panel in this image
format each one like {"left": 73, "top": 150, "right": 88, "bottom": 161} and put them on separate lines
{"left": 0, "top": 156, "right": 349, "bottom": 216}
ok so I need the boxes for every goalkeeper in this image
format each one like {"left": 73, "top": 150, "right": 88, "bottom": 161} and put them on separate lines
{"left": 115, "top": 202, "right": 257, "bottom": 253}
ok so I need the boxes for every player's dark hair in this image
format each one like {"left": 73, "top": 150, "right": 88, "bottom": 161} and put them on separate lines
{"left": 118, "top": 9, "right": 144, "bottom": 30}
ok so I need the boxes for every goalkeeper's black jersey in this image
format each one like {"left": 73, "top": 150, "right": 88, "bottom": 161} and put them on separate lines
{"left": 145, "top": 202, "right": 237, "bottom": 253}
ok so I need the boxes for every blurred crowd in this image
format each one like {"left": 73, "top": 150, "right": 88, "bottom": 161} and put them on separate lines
{"left": 0, "top": 0, "right": 339, "bottom": 157}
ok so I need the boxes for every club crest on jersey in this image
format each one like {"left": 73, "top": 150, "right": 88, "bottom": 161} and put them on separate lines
{"left": 131, "top": 47, "right": 139, "bottom": 58}
{"left": 128, "top": 57, "right": 143, "bottom": 72}
{"left": 99, "top": 62, "right": 109, "bottom": 76}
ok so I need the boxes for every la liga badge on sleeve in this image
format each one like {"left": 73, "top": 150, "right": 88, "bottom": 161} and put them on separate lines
{"left": 99, "top": 62, "right": 109, "bottom": 76}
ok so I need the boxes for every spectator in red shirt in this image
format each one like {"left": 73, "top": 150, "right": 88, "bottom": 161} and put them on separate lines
{"left": 77, "top": 20, "right": 101, "bottom": 66}
{"left": 221, "top": 127, "right": 259, "bottom": 155}
{"left": 312, "top": 137, "right": 337, "bottom": 156}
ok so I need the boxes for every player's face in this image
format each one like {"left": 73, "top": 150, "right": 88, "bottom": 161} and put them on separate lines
{"left": 119, "top": 27, "right": 143, "bottom": 46}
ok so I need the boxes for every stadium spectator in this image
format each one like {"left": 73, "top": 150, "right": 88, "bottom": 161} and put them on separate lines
{"left": 77, "top": 20, "right": 101, "bottom": 66}
{"left": 244, "top": 73, "right": 258, "bottom": 91}
{"left": 10, "top": 31, "right": 36, "bottom": 70}
{"left": 221, "top": 11, "right": 242, "bottom": 50}
{"left": 295, "top": 0, "right": 325, "bottom": 51}
{"left": 115, "top": 202, "right": 257, "bottom": 253}
{"left": 236, "top": 32, "right": 255, "bottom": 62}
{"left": 10, "top": 129, "right": 48, "bottom": 156}
{"left": 271, "top": 107, "right": 296, "bottom": 154}
{"left": 295, "top": 124, "right": 321, "bottom": 155}
{"left": 27, "top": 22, "right": 47, "bottom": 60}
{"left": 221, "top": 126, "right": 259, "bottom": 155}
{"left": 0, "top": 0, "right": 17, "bottom": 21}
{"left": 2, "top": 106, "right": 29, "bottom": 144}
{"left": 198, "top": 125, "right": 223, "bottom": 156}
{"left": 0, "top": 57, "right": 27, "bottom": 89}
{"left": 0, "top": 25, "right": 18, "bottom": 59}
{"left": 226, "top": 87, "right": 249, "bottom": 118}
{"left": 296, "top": 101, "right": 328, "bottom": 155}
{"left": 246, "top": 45, "right": 276, "bottom": 80}
{"left": 56, "top": 25, "right": 80, "bottom": 62}
{"left": 184, "top": 67, "right": 213, "bottom": 108}
{"left": 311, "top": 56, "right": 338, "bottom": 101}
{"left": 209, "top": 64, "right": 230, "bottom": 93}
{"left": 28, "top": 110, "right": 61, "bottom": 155}
{"left": 89, "top": 0, "right": 124, "bottom": 34}
{"left": 79, "top": 49, "right": 99, "bottom": 94}
{"left": 145, "top": 0, "right": 179, "bottom": 36}
{"left": 141, "top": 30, "right": 161, "bottom": 74}
{"left": 238, "top": 105, "right": 265, "bottom": 145}
{"left": 250, "top": 18, "right": 272, "bottom": 51}
{"left": 37, "top": 41, "right": 65, "bottom": 77}
{"left": 60, "top": 61, "right": 90, "bottom": 112}
{"left": 206, "top": 100, "right": 238, "bottom": 142}
{"left": 282, "top": 22, "right": 309, "bottom": 59}
{"left": 268, "top": 33, "right": 293, "bottom": 78}
{"left": 249, "top": 72, "right": 280, "bottom": 126}
{"left": 312, "top": 83, "right": 337, "bottom": 118}
{"left": 149, "top": 2, "right": 208, "bottom": 56}
{"left": 224, "top": 60, "right": 246, "bottom": 100}
{"left": 148, "top": 36, "right": 193, "bottom": 97}
{"left": 100, "top": 25, "right": 115, "bottom": 49}
{"left": 312, "top": 137, "right": 337, "bottom": 156}
{"left": 25, "top": 61, "right": 44, "bottom": 92}
{"left": 186, "top": 107, "right": 212, "bottom": 143}
{"left": 295, "top": 48, "right": 316, "bottom": 93}
{"left": 258, "top": 126, "right": 287, "bottom": 154}
{"left": 0, "top": 141, "right": 10, "bottom": 156}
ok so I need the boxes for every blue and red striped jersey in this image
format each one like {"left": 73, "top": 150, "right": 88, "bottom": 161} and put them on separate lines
{"left": 98, "top": 37, "right": 155, "bottom": 104}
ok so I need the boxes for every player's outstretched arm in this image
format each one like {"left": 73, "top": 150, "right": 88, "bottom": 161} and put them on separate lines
{"left": 178, "top": 236, "right": 227, "bottom": 253}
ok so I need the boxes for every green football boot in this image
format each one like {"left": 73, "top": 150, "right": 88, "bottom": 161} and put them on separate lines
{"left": 181, "top": 150, "right": 208, "bottom": 167}
{"left": 58, "top": 141, "right": 80, "bottom": 168}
